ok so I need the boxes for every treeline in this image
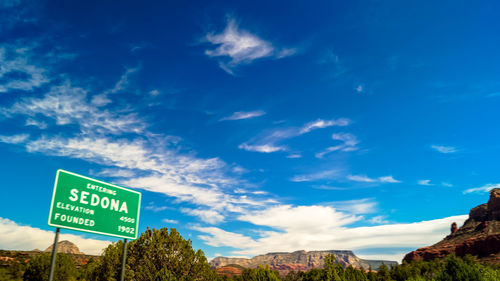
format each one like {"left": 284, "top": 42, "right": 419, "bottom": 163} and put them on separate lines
{"left": 1, "top": 228, "right": 500, "bottom": 281}
{"left": 235, "top": 254, "right": 500, "bottom": 281}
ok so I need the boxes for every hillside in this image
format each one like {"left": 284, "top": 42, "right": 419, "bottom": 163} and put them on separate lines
{"left": 404, "top": 188, "right": 500, "bottom": 263}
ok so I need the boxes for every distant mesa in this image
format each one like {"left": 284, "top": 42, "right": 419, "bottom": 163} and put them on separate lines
{"left": 210, "top": 250, "right": 397, "bottom": 276}
{"left": 404, "top": 188, "right": 500, "bottom": 264}
{"left": 44, "top": 240, "right": 85, "bottom": 255}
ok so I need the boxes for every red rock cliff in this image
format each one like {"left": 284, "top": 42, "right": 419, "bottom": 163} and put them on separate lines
{"left": 404, "top": 188, "right": 500, "bottom": 263}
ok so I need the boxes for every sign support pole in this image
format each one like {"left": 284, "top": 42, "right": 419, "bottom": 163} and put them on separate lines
{"left": 120, "top": 238, "right": 128, "bottom": 281}
{"left": 48, "top": 228, "right": 60, "bottom": 281}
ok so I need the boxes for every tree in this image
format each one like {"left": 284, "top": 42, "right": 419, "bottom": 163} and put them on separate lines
{"left": 437, "top": 254, "right": 482, "bottom": 281}
{"left": 92, "top": 227, "right": 218, "bottom": 281}
{"left": 79, "top": 257, "right": 102, "bottom": 281}
{"left": 234, "top": 266, "right": 281, "bottom": 281}
{"left": 323, "top": 254, "right": 343, "bottom": 281}
{"left": 23, "top": 253, "right": 77, "bottom": 281}
{"left": 376, "top": 263, "right": 391, "bottom": 281}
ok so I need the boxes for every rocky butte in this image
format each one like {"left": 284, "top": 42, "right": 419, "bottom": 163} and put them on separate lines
{"left": 404, "top": 188, "right": 500, "bottom": 263}
{"left": 44, "top": 240, "right": 85, "bottom": 255}
{"left": 210, "top": 250, "right": 397, "bottom": 275}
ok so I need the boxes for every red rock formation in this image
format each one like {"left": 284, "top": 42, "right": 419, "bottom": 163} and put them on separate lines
{"left": 404, "top": 188, "right": 500, "bottom": 263}
{"left": 211, "top": 250, "right": 397, "bottom": 276}
{"left": 216, "top": 265, "right": 244, "bottom": 278}
{"left": 451, "top": 222, "right": 458, "bottom": 234}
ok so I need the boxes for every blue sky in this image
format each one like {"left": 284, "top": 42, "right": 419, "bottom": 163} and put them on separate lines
{"left": 0, "top": 0, "right": 499, "bottom": 262}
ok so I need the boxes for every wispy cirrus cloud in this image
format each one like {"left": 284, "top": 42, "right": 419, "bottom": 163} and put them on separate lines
{"left": 316, "top": 132, "right": 359, "bottom": 158}
{"left": 94, "top": 168, "right": 136, "bottom": 178}
{"left": 0, "top": 134, "right": 29, "bottom": 144}
{"left": 204, "top": 18, "right": 295, "bottom": 74}
{"left": 463, "top": 183, "right": 500, "bottom": 194}
{"left": 238, "top": 143, "right": 286, "bottom": 153}
{"left": 431, "top": 145, "right": 458, "bottom": 154}
{"left": 290, "top": 169, "right": 343, "bottom": 182}
{"left": 299, "top": 119, "right": 351, "bottom": 134}
{"left": 162, "top": 218, "right": 179, "bottom": 224}
{"left": 220, "top": 110, "right": 266, "bottom": 121}
{"left": 417, "top": 179, "right": 433, "bottom": 186}
{"left": 25, "top": 118, "right": 47, "bottom": 129}
{"left": 181, "top": 208, "right": 225, "bottom": 224}
{"left": 4, "top": 81, "right": 145, "bottom": 135}
{"left": 0, "top": 67, "right": 273, "bottom": 225}
{"left": 0, "top": 47, "right": 49, "bottom": 93}
{"left": 240, "top": 118, "right": 350, "bottom": 154}
{"left": 328, "top": 198, "right": 378, "bottom": 215}
{"left": 347, "top": 174, "right": 401, "bottom": 184}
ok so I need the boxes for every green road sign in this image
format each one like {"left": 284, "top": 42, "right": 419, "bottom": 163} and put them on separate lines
{"left": 48, "top": 170, "right": 141, "bottom": 239}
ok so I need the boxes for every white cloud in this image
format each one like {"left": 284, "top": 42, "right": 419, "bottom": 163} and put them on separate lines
{"left": 0, "top": 217, "right": 111, "bottom": 255}
{"left": 25, "top": 118, "right": 47, "bottom": 129}
{"left": 329, "top": 198, "right": 378, "bottom": 215}
{"left": 347, "top": 174, "right": 401, "bottom": 184}
{"left": 5, "top": 82, "right": 145, "bottom": 134}
{"left": 367, "top": 216, "right": 389, "bottom": 224}
{"left": 194, "top": 208, "right": 468, "bottom": 262}
{"left": 355, "top": 84, "right": 365, "bottom": 94}
{"left": 238, "top": 143, "right": 286, "bottom": 153}
{"left": 418, "top": 179, "right": 433, "bottom": 186}
{"left": 204, "top": 18, "right": 295, "bottom": 73}
{"left": 0, "top": 47, "right": 49, "bottom": 93}
{"left": 95, "top": 168, "right": 135, "bottom": 178}
{"left": 442, "top": 182, "right": 453, "bottom": 187}
{"left": 299, "top": 118, "right": 350, "bottom": 134}
{"left": 378, "top": 176, "right": 401, "bottom": 183}
{"left": 181, "top": 208, "right": 225, "bottom": 224}
{"left": 463, "top": 183, "right": 500, "bottom": 194}
{"left": 90, "top": 94, "right": 111, "bottom": 107}
{"left": 144, "top": 202, "right": 169, "bottom": 212}
{"left": 431, "top": 145, "right": 458, "bottom": 154}
{"left": 347, "top": 175, "right": 376, "bottom": 183}
{"left": 241, "top": 118, "right": 350, "bottom": 154}
{"left": 0, "top": 134, "right": 29, "bottom": 144}
{"left": 290, "top": 169, "right": 343, "bottom": 182}
{"left": 192, "top": 226, "right": 258, "bottom": 248}
{"left": 103, "top": 67, "right": 139, "bottom": 95}
{"left": 316, "top": 133, "right": 359, "bottom": 158}
{"left": 220, "top": 110, "right": 266, "bottom": 121}
{"left": 16, "top": 133, "right": 273, "bottom": 222}
{"left": 162, "top": 218, "right": 179, "bottom": 224}
{"left": 356, "top": 253, "right": 405, "bottom": 263}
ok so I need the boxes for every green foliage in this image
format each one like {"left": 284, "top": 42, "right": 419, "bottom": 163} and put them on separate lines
{"left": 0, "top": 261, "right": 26, "bottom": 281}
{"left": 23, "top": 253, "right": 77, "bottom": 281}
{"left": 436, "top": 254, "right": 484, "bottom": 281}
{"left": 234, "top": 266, "right": 281, "bottom": 281}
{"left": 376, "top": 263, "right": 391, "bottom": 281}
{"left": 88, "top": 227, "right": 219, "bottom": 281}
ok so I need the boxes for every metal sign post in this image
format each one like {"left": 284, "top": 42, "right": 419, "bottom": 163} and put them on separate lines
{"left": 47, "top": 170, "right": 141, "bottom": 280}
{"left": 120, "top": 239, "right": 128, "bottom": 281}
{"left": 48, "top": 228, "right": 60, "bottom": 281}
